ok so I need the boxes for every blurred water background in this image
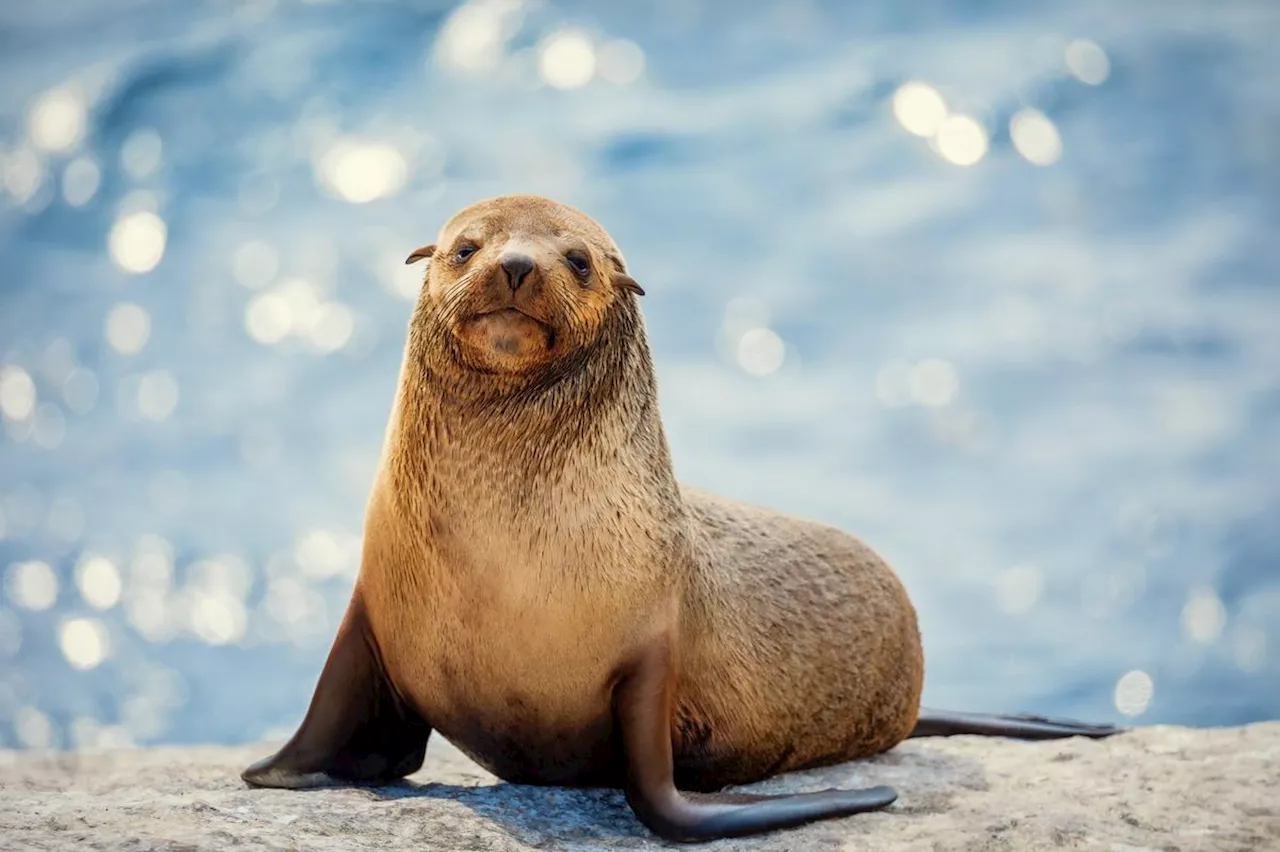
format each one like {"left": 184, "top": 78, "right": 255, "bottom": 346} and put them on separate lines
{"left": 1, "top": 0, "right": 1278, "bottom": 754}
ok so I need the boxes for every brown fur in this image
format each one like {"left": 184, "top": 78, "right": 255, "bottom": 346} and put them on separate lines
{"left": 357, "top": 194, "right": 923, "bottom": 791}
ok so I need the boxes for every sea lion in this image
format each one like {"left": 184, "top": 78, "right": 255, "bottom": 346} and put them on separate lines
{"left": 242, "top": 194, "right": 1117, "bottom": 842}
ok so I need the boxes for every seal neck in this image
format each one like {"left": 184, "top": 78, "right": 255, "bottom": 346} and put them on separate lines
{"left": 383, "top": 299, "right": 675, "bottom": 511}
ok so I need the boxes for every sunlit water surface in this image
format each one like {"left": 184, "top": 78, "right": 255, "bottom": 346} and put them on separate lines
{"left": 2, "top": 0, "right": 1279, "bottom": 752}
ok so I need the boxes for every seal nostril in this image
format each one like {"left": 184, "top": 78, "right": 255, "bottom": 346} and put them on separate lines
{"left": 500, "top": 254, "right": 536, "bottom": 292}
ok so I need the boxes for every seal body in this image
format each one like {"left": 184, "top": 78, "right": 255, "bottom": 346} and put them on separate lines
{"left": 359, "top": 466, "right": 923, "bottom": 790}
{"left": 243, "top": 195, "right": 1114, "bottom": 841}
{"left": 673, "top": 491, "right": 923, "bottom": 788}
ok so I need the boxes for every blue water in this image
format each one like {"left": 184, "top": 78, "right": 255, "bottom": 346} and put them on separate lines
{"left": 1, "top": 0, "right": 1278, "bottom": 752}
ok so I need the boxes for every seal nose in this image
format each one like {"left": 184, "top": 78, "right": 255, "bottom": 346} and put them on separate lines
{"left": 500, "top": 253, "right": 536, "bottom": 293}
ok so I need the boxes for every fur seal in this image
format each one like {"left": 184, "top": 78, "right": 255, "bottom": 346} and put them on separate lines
{"left": 242, "top": 195, "right": 1117, "bottom": 842}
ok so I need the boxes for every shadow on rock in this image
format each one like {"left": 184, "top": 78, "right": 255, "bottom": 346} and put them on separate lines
{"left": 361, "top": 744, "right": 984, "bottom": 846}
{"left": 374, "top": 780, "right": 648, "bottom": 846}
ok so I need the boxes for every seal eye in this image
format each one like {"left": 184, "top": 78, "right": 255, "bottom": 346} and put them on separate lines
{"left": 454, "top": 244, "right": 478, "bottom": 264}
{"left": 565, "top": 251, "right": 591, "bottom": 281}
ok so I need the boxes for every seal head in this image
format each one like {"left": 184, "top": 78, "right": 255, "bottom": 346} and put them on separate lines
{"left": 405, "top": 195, "right": 644, "bottom": 378}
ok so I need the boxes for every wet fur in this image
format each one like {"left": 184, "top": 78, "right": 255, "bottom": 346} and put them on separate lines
{"left": 353, "top": 194, "right": 923, "bottom": 791}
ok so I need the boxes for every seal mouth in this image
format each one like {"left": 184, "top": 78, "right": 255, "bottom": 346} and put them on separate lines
{"left": 483, "top": 306, "right": 539, "bottom": 321}
{"left": 458, "top": 306, "right": 558, "bottom": 355}
{"left": 474, "top": 306, "right": 554, "bottom": 334}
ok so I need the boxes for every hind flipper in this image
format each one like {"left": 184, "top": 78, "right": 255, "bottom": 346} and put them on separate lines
{"left": 910, "top": 708, "right": 1122, "bottom": 740}
{"left": 616, "top": 638, "right": 897, "bottom": 842}
{"left": 242, "top": 592, "right": 431, "bottom": 788}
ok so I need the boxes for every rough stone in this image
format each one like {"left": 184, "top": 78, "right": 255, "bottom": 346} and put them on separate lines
{"left": 1, "top": 723, "right": 1277, "bottom": 851}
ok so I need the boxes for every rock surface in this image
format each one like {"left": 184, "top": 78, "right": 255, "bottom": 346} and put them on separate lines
{"left": 1, "top": 723, "right": 1277, "bottom": 851}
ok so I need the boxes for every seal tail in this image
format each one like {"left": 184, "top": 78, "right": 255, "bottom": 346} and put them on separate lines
{"left": 909, "top": 708, "right": 1122, "bottom": 740}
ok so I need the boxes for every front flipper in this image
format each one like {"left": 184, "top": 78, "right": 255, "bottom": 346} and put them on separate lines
{"left": 910, "top": 708, "right": 1121, "bottom": 740}
{"left": 242, "top": 592, "right": 431, "bottom": 789}
{"left": 614, "top": 639, "right": 897, "bottom": 843}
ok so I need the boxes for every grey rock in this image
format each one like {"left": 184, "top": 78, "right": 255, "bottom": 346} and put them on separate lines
{"left": 1, "top": 723, "right": 1277, "bottom": 851}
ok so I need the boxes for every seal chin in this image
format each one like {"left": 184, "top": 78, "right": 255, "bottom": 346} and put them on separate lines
{"left": 457, "top": 308, "right": 556, "bottom": 370}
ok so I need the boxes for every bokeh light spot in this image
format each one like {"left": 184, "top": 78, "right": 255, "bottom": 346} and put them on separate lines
{"left": 6, "top": 560, "right": 58, "bottom": 611}
{"left": 736, "top": 328, "right": 786, "bottom": 377}
{"left": 133, "top": 536, "right": 174, "bottom": 586}
{"left": 63, "top": 368, "right": 99, "bottom": 414}
{"left": 120, "top": 128, "right": 163, "bottom": 179}
{"left": 126, "top": 591, "right": 175, "bottom": 643}
{"left": 598, "top": 39, "right": 645, "bottom": 85}
{"left": 1181, "top": 586, "right": 1226, "bottom": 644}
{"left": 3, "top": 147, "right": 44, "bottom": 204}
{"left": 316, "top": 139, "right": 408, "bottom": 204}
{"left": 892, "top": 82, "right": 947, "bottom": 137}
{"left": 935, "top": 115, "right": 988, "bottom": 166}
{"left": 40, "top": 338, "right": 76, "bottom": 385}
{"left": 245, "top": 292, "right": 294, "bottom": 344}
{"left": 32, "top": 402, "right": 67, "bottom": 449}
{"left": 27, "top": 85, "right": 86, "bottom": 153}
{"left": 189, "top": 592, "right": 247, "bottom": 646}
{"left": 1065, "top": 39, "right": 1110, "bottom": 85}
{"left": 264, "top": 575, "right": 328, "bottom": 636}
{"left": 995, "top": 564, "right": 1044, "bottom": 615}
{"left": 309, "top": 302, "right": 355, "bottom": 352}
{"left": 105, "top": 302, "right": 151, "bottom": 354}
{"left": 434, "top": 0, "right": 525, "bottom": 74}
{"left": 77, "top": 555, "right": 122, "bottom": 610}
{"left": 71, "top": 717, "right": 135, "bottom": 750}
{"left": 908, "top": 358, "right": 960, "bottom": 407}
{"left": 60, "top": 617, "right": 109, "bottom": 670}
{"left": 188, "top": 555, "right": 254, "bottom": 601}
{"left": 1010, "top": 108, "right": 1063, "bottom": 166}
{"left": 62, "top": 157, "right": 100, "bottom": 207}
{"left": 137, "top": 370, "right": 179, "bottom": 421}
{"left": 1231, "top": 626, "right": 1266, "bottom": 674}
{"left": 232, "top": 240, "right": 279, "bottom": 289}
{"left": 124, "top": 538, "right": 175, "bottom": 645}
{"left": 294, "top": 528, "right": 359, "bottom": 579}
{"left": 0, "top": 366, "right": 37, "bottom": 421}
{"left": 539, "top": 30, "right": 596, "bottom": 90}
{"left": 1113, "top": 669, "right": 1154, "bottom": 717}
{"left": 14, "top": 706, "right": 57, "bottom": 749}
{"left": 108, "top": 210, "right": 167, "bottom": 274}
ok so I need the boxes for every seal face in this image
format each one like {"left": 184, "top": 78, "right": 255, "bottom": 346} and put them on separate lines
{"left": 242, "top": 194, "right": 1118, "bottom": 843}
{"left": 421, "top": 196, "right": 640, "bottom": 376}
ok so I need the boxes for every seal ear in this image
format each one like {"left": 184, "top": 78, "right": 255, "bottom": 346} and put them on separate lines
{"left": 606, "top": 252, "right": 644, "bottom": 296}
{"left": 404, "top": 244, "right": 435, "bottom": 265}
{"left": 613, "top": 272, "right": 645, "bottom": 297}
